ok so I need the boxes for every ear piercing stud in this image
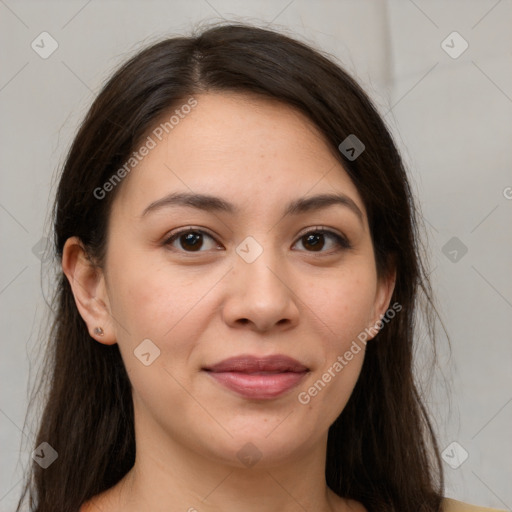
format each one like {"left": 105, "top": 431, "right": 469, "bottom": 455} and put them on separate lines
{"left": 94, "top": 327, "right": 104, "bottom": 336}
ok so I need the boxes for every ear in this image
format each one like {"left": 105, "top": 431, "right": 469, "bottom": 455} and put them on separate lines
{"left": 61, "top": 236, "right": 117, "bottom": 345}
{"left": 367, "top": 264, "right": 397, "bottom": 341}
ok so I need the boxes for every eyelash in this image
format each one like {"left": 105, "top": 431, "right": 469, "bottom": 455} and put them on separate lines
{"left": 162, "top": 226, "right": 352, "bottom": 255}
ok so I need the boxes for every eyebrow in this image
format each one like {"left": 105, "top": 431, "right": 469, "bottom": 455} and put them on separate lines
{"left": 141, "top": 191, "right": 364, "bottom": 224}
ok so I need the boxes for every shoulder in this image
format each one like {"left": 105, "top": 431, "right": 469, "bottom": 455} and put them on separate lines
{"left": 442, "top": 497, "right": 507, "bottom": 512}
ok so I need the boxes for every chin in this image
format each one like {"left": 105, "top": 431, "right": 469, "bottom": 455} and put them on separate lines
{"left": 200, "top": 425, "right": 317, "bottom": 470}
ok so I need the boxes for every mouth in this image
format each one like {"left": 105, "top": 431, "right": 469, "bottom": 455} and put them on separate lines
{"left": 202, "top": 355, "right": 309, "bottom": 400}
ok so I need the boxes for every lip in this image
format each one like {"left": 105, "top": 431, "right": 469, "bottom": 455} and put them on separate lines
{"left": 203, "top": 355, "right": 309, "bottom": 400}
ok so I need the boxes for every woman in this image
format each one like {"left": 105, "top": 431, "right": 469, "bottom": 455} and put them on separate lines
{"left": 16, "top": 23, "right": 504, "bottom": 512}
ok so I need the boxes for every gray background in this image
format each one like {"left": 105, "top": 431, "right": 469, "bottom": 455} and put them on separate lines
{"left": 1, "top": 0, "right": 511, "bottom": 510}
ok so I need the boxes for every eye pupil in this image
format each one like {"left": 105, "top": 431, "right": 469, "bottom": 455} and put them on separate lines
{"left": 303, "top": 233, "right": 324, "bottom": 251}
{"left": 181, "top": 232, "right": 202, "bottom": 251}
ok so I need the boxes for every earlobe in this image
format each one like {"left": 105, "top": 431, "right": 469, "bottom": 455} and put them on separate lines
{"left": 61, "top": 236, "right": 117, "bottom": 345}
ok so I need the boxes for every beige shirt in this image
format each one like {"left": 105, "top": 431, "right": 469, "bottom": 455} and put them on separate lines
{"left": 442, "top": 497, "right": 507, "bottom": 511}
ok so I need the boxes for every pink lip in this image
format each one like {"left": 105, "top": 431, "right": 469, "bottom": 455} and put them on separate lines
{"left": 203, "top": 355, "right": 309, "bottom": 400}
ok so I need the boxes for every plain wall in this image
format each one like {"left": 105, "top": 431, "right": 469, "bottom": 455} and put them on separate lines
{"left": 1, "top": 1, "right": 510, "bottom": 510}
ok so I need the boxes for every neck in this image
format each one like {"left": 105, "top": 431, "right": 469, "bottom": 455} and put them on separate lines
{"left": 97, "top": 418, "right": 350, "bottom": 512}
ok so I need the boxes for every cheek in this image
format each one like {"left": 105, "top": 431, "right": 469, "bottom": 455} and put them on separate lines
{"left": 303, "top": 265, "right": 377, "bottom": 346}
{"left": 106, "top": 252, "right": 227, "bottom": 389}
{"left": 107, "top": 249, "right": 215, "bottom": 339}
{"left": 108, "top": 257, "right": 213, "bottom": 414}
{"left": 294, "top": 265, "right": 375, "bottom": 418}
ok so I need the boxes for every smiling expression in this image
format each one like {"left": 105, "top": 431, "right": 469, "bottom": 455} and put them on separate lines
{"left": 83, "top": 91, "right": 395, "bottom": 468}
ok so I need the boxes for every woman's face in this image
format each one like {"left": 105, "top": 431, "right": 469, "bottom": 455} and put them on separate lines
{"left": 75, "top": 92, "right": 395, "bottom": 469}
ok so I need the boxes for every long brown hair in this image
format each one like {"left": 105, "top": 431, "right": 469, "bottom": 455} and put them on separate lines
{"left": 16, "top": 22, "right": 445, "bottom": 511}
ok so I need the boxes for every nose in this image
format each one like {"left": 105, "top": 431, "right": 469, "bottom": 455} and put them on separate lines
{"left": 221, "top": 244, "right": 300, "bottom": 333}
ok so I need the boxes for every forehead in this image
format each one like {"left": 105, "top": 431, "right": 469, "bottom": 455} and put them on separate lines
{"left": 111, "top": 92, "right": 365, "bottom": 220}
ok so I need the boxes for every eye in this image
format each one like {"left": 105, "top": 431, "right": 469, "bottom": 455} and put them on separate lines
{"left": 163, "top": 228, "right": 221, "bottom": 253}
{"left": 162, "top": 226, "right": 351, "bottom": 254}
{"left": 293, "top": 228, "right": 351, "bottom": 253}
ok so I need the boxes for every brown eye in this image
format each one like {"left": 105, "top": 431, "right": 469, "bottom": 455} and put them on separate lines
{"left": 163, "top": 227, "right": 351, "bottom": 254}
{"left": 177, "top": 231, "right": 203, "bottom": 251}
{"left": 163, "top": 229, "right": 220, "bottom": 252}
{"left": 294, "top": 229, "right": 351, "bottom": 253}
{"left": 302, "top": 233, "right": 325, "bottom": 251}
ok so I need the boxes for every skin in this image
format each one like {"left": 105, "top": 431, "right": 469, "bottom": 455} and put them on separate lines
{"left": 63, "top": 92, "right": 396, "bottom": 512}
